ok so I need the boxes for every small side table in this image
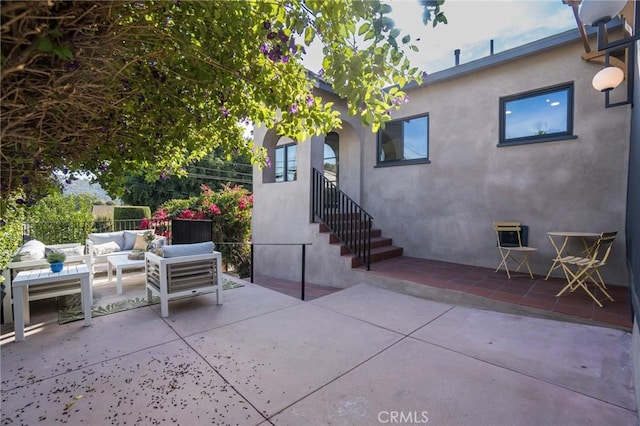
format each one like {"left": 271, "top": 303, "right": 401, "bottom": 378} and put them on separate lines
{"left": 12, "top": 265, "right": 92, "bottom": 342}
{"left": 107, "top": 255, "right": 146, "bottom": 295}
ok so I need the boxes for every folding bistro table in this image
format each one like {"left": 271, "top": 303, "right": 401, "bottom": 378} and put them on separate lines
{"left": 544, "top": 231, "right": 600, "bottom": 280}
{"left": 12, "top": 264, "right": 92, "bottom": 342}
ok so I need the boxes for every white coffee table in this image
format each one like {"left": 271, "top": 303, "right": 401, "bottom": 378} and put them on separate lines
{"left": 13, "top": 264, "right": 92, "bottom": 342}
{"left": 107, "top": 255, "right": 145, "bottom": 295}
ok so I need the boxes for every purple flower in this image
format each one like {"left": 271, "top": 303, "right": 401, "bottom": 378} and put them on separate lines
{"left": 21, "top": 176, "right": 29, "bottom": 184}
{"left": 98, "top": 162, "right": 108, "bottom": 171}
{"left": 160, "top": 172, "right": 167, "bottom": 180}
{"left": 422, "top": 71, "right": 428, "bottom": 79}
{"left": 221, "top": 107, "right": 229, "bottom": 118}
{"left": 260, "top": 44, "right": 267, "bottom": 55}
{"left": 282, "top": 55, "right": 290, "bottom": 63}
{"left": 263, "top": 21, "right": 271, "bottom": 30}
{"left": 266, "top": 157, "right": 272, "bottom": 168}
{"left": 306, "top": 95, "right": 314, "bottom": 107}
{"left": 66, "top": 60, "right": 79, "bottom": 71}
{"left": 404, "top": 95, "right": 410, "bottom": 104}
{"left": 289, "top": 104, "right": 299, "bottom": 114}
{"left": 267, "top": 32, "right": 276, "bottom": 40}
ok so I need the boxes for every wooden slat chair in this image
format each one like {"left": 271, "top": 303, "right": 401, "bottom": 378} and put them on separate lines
{"left": 557, "top": 231, "right": 616, "bottom": 307}
{"left": 493, "top": 221, "right": 537, "bottom": 279}
{"left": 144, "top": 242, "right": 222, "bottom": 318}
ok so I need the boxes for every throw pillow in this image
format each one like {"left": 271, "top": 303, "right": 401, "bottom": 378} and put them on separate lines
{"left": 93, "top": 241, "right": 121, "bottom": 256}
{"left": 133, "top": 234, "right": 147, "bottom": 251}
{"left": 14, "top": 239, "right": 46, "bottom": 261}
{"left": 162, "top": 241, "right": 215, "bottom": 258}
{"left": 123, "top": 230, "right": 150, "bottom": 250}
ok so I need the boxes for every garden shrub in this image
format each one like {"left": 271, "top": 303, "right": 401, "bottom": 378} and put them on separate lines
{"left": 1, "top": 194, "right": 27, "bottom": 285}
{"left": 144, "top": 184, "right": 252, "bottom": 277}
{"left": 113, "top": 206, "right": 151, "bottom": 230}
{"left": 94, "top": 215, "right": 114, "bottom": 233}
{"left": 27, "top": 193, "right": 94, "bottom": 244}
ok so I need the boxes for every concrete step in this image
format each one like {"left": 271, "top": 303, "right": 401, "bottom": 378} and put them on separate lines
{"left": 348, "top": 245, "right": 404, "bottom": 268}
{"left": 328, "top": 229, "right": 382, "bottom": 243}
{"left": 339, "top": 236, "right": 392, "bottom": 255}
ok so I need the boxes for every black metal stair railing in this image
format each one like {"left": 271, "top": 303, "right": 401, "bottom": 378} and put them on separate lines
{"left": 312, "top": 168, "right": 372, "bottom": 270}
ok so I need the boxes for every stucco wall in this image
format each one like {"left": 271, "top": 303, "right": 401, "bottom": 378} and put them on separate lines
{"left": 252, "top": 94, "right": 366, "bottom": 284}
{"left": 359, "top": 41, "right": 630, "bottom": 286}
{"left": 253, "top": 36, "right": 631, "bottom": 287}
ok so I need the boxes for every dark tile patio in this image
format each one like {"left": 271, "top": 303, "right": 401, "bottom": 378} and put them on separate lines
{"left": 253, "top": 256, "right": 633, "bottom": 330}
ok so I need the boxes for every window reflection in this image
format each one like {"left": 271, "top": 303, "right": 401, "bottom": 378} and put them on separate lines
{"left": 378, "top": 115, "right": 429, "bottom": 164}
{"left": 500, "top": 83, "right": 573, "bottom": 144}
{"left": 274, "top": 138, "right": 297, "bottom": 182}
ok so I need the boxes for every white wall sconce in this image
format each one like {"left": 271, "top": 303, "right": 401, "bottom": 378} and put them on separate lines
{"left": 579, "top": 0, "right": 639, "bottom": 107}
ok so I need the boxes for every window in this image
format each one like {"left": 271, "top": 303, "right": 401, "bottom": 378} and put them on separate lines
{"left": 499, "top": 83, "right": 575, "bottom": 146}
{"left": 324, "top": 132, "right": 339, "bottom": 186}
{"left": 377, "top": 114, "right": 429, "bottom": 166}
{"left": 275, "top": 143, "right": 297, "bottom": 182}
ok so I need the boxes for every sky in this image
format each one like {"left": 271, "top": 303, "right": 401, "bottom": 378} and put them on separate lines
{"left": 303, "top": 0, "right": 579, "bottom": 74}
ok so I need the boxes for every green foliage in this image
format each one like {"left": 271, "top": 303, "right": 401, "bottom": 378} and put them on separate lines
{"left": 46, "top": 251, "right": 66, "bottom": 264}
{"left": 113, "top": 206, "right": 151, "bottom": 231}
{"left": 1, "top": 0, "right": 447, "bottom": 200}
{"left": 147, "top": 185, "right": 253, "bottom": 277}
{"left": 94, "top": 215, "right": 114, "bottom": 233}
{"left": 26, "top": 193, "right": 95, "bottom": 244}
{"left": 114, "top": 206, "right": 151, "bottom": 222}
{"left": 0, "top": 194, "right": 27, "bottom": 284}
{"left": 120, "top": 150, "right": 253, "bottom": 212}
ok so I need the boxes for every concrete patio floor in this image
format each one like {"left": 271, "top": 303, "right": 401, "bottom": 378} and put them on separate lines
{"left": 1, "top": 280, "right": 636, "bottom": 425}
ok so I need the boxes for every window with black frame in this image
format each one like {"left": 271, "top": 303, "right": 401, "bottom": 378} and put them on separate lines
{"left": 377, "top": 114, "right": 429, "bottom": 166}
{"left": 499, "top": 82, "right": 576, "bottom": 146}
{"left": 275, "top": 142, "right": 297, "bottom": 182}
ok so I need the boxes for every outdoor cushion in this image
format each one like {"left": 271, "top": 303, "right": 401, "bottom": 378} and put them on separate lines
{"left": 162, "top": 241, "right": 215, "bottom": 258}
{"left": 133, "top": 234, "right": 147, "bottom": 251}
{"left": 123, "top": 230, "right": 149, "bottom": 250}
{"left": 13, "top": 239, "right": 46, "bottom": 261}
{"left": 93, "top": 241, "right": 121, "bottom": 256}
{"left": 89, "top": 231, "right": 125, "bottom": 249}
{"left": 45, "top": 245, "right": 84, "bottom": 257}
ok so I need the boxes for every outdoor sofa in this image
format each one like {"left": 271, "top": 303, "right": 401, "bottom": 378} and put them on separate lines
{"left": 86, "top": 230, "right": 166, "bottom": 272}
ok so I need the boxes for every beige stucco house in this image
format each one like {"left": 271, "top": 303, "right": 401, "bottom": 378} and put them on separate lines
{"left": 252, "top": 26, "right": 631, "bottom": 288}
{"left": 254, "top": 2, "right": 640, "bottom": 410}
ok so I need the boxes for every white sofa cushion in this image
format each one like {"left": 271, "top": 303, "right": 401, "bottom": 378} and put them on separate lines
{"left": 89, "top": 231, "right": 125, "bottom": 249}
{"left": 162, "top": 241, "right": 215, "bottom": 258}
{"left": 13, "top": 239, "right": 46, "bottom": 261}
{"left": 45, "top": 245, "right": 84, "bottom": 257}
{"left": 93, "top": 241, "right": 121, "bottom": 255}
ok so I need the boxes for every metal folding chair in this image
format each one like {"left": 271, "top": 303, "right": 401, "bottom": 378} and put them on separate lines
{"left": 493, "top": 221, "right": 537, "bottom": 279}
{"left": 557, "top": 231, "right": 617, "bottom": 307}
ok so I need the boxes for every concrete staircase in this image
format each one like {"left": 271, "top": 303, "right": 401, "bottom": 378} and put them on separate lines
{"left": 318, "top": 222, "right": 403, "bottom": 268}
